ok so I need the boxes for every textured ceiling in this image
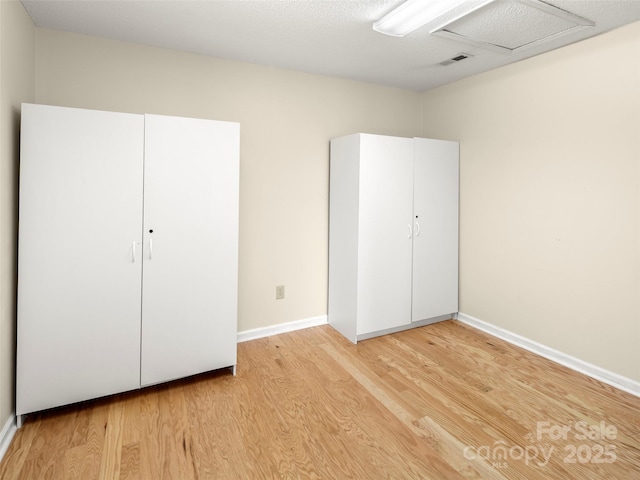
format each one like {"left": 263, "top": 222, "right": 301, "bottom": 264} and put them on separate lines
{"left": 20, "top": 0, "right": 640, "bottom": 92}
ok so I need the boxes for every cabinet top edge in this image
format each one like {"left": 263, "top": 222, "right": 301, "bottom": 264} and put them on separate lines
{"left": 21, "top": 103, "right": 239, "bottom": 127}
{"left": 330, "top": 132, "right": 458, "bottom": 144}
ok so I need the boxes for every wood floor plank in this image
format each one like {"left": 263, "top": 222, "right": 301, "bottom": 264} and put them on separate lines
{"left": 0, "top": 418, "right": 40, "bottom": 479}
{"left": 79, "top": 402, "right": 110, "bottom": 480}
{"left": 188, "top": 375, "right": 251, "bottom": 479}
{"left": 118, "top": 442, "right": 140, "bottom": 480}
{"left": 98, "top": 400, "right": 125, "bottom": 480}
{"left": 63, "top": 444, "right": 87, "bottom": 480}
{"left": 1, "top": 320, "right": 639, "bottom": 479}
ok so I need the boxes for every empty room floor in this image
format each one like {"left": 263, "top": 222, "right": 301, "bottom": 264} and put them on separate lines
{"left": 1, "top": 321, "right": 638, "bottom": 479}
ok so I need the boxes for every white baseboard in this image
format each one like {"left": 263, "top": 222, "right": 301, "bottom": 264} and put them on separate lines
{"left": 238, "top": 315, "right": 328, "bottom": 343}
{"left": 0, "top": 413, "right": 17, "bottom": 464}
{"left": 456, "top": 312, "right": 640, "bottom": 397}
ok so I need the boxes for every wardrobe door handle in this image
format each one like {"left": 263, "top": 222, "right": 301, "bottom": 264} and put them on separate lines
{"left": 407, "top": 224, "right": 412, "bottom": 239}
{"left": 415, "top": 221, "right": 420, "bottom": 236}
{"left": 132, "top": 241, "right": 136, "bottom": 263}
{"left": 149, "top": 239, "right": 153, "bottom": 260}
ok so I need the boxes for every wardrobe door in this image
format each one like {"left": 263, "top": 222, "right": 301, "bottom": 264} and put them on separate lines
{"left": 141, "top": 114, "right": 239, "bottom": 386}
{"left": 356, "top": 134, "right": 414, "bottom": 336}
{"left": 17, "top": 104, "right": 144, "bottom": 415}
{"left": 412, "top": 138, "right": 459, "bottom": 322}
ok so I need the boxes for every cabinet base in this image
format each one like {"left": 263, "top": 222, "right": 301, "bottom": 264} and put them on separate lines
{"left": 17, "top": 363, "right": 238, "bottom": 423}
{"left": 355, "top": 313, "right": 455, "bottom": 343}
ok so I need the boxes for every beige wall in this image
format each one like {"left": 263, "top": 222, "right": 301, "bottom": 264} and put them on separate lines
{"left": 0, "top": 1, "right": 35, "bottom": 426}
{"left": 422, "top": 21, "right": 640, "bottom": 381}
{"left": 34, "top": 28, "right": 422, "bottom": 333}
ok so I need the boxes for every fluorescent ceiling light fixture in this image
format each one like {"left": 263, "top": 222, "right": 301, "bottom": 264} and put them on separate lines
{"left": 373, "top": 0, "right": 466, "bottom": 37}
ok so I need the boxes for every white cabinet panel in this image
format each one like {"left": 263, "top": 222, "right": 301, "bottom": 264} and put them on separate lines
{"left": 412, "top": 138, "right": 459, "bottom": 322}
{"left": 17, "top": 104, "right": 144, "bottom": 415}
{"left": 357, "top": 135, "right": 414, "bottom": 336}
{"left": 141, "top": 115, "right": 239, "bottom": 386}
{"left": 328, "top": 135, "right": 360, "bottom": 343}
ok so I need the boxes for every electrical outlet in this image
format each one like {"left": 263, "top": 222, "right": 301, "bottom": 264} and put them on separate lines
{"left": 276, "top": 285, "right": 285, "bottom": 300}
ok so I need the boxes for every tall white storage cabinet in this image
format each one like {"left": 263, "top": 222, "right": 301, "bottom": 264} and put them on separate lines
{"left": 16, "top": 104, "right": 239, "bottom": 420}
{"left": 328, "top": 133, "right": 458, "bottom": 343}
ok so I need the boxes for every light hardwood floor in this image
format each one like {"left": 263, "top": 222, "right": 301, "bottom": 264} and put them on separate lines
{"left": 1, "top": 320, "right": 639, "bottom": 479}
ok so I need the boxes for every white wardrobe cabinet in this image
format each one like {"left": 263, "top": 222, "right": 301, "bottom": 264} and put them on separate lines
{"left": 328, "top": 133, "right": 458, "bottom": 343}
{"left": 16, "top": 104, "right": 239, "bottom": 421}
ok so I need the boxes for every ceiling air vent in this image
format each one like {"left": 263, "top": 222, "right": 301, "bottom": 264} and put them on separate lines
{"left": 440, "top": 53, "right": 472, "bottom": 66}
